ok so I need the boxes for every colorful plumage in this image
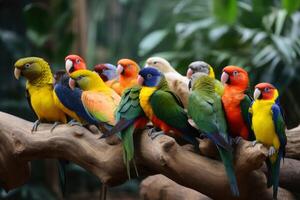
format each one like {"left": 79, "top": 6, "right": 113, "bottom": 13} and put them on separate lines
{"left": 187, "top": 61, "right": 224, "bottom": 96}
{"left": 14, "top": 57, "right": 67, "bottom": 131}
{"left": 14, "top": 57, "right": 68, "bottom": 195}
{"left": 53, "top": 70, "right": 88, "bottom": 125}
{"left": 188, "top": 72, "right": 239, "bottom": 197}
{"left": 249, "top": 83, "right": 286, "bottom": 199}
{"left": 138, "top": 67, "right": 199, "bottom": 147}
{"left": 69, "top": 69, "right": 121, "bottom": 132}
{"left": 106, "top": 86, "right": 148, "bottom": 178}
{"left": 145, "top": 57, "right": 189, "bottom": 107}
{"left": 107, "top": 59, "right": 140, "bottom": 95}
{"left": 221, "top": 66, "right": 254, "bottom": 141}
{"left": 93, "top": 63, "right": 118, "bottom": 82}
{"left": 65, "top": 54, "right": 87, "bottom": 74}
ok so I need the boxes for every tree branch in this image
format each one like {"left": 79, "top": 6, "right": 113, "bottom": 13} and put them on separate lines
{"left": 0, "top": 111, "right": 298, "bottom": 199}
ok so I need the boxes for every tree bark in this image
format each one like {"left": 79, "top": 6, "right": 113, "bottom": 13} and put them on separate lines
{"left": 0, "top": 111, "right": 298, "bottom": 199}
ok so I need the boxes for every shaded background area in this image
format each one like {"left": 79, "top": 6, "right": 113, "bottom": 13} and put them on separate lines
{"left": 0, "top": 0, "right": 300, "bottom": 199}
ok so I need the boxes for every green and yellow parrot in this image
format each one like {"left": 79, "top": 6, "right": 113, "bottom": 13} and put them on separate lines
{"left": 14, "top": 57, "right": 69, "bottom": 195}
{"left": 68, "top": 69, "right": 121, "bottom": 133}
{"left": 14, "top": 57, "right": 67, "bottom": 131}
{"left": 250, "top": 83, "right": 286, "bottom": 199}
{"left": 188, "top": 72, "right": 239, "bottom": 197}
{"left": 187, "top": 61, "right": 224, "bottom": 96}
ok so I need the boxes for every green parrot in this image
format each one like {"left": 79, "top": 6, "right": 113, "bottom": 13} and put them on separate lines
{"left": 188, "top": 72, "right": 239, "bottom": 197}
{"left": 106, "top": 86, "right": 148, "bottom": 179}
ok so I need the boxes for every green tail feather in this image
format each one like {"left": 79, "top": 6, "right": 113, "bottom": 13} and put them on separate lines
{"left": 217, "top": 147, "right": 240, "bottom": 197}
{"left": 57, "top": 160, "right": 68, "bottom": 196}
{"left": 271, "top": 152, "right": 282, "bottom": 199}
{"left": 121, "top": 125, "right": 138, "bottom": 179}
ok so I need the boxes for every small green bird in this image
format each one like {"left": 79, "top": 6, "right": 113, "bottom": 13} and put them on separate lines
{"left": 188, "top": 72, "right": 239, "bottom": 197}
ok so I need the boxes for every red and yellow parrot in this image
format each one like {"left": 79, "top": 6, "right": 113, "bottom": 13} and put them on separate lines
{"left": 65, "top": 54, "right": 87, "bottom": 74}
{"left": 221, "top": 66, "right": 254, "bottom": 141}
{"left": 250, "top": 83, "right": 286, "bottom": 199}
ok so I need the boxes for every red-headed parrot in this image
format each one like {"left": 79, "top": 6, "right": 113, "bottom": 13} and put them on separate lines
{"left": 138, "top": 67, "right": 199, "bottom": 147}
{"left": 65, "top": 54, "right": 87, "bottom": 74}
{"left": 221, "top": 66, "right": 254, "bottom": 141}
{"left": 250, "top": 83, "right": 286, "bottom": 199}
{"left": 188, "top": 72, "right": 239, "bottom": 197}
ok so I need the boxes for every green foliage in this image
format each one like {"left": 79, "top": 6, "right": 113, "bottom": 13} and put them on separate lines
{"left": 138, "top": 0, "right": 300, "bottom": 128}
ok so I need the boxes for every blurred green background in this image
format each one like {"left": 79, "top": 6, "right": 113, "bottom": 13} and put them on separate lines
{"left": 0, "top": 0, "right": 300, "bottom": 199}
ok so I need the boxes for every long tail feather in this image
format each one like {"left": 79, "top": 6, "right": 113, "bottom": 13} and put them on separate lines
{"left": 217, "top": 147, "right": 240, "bottom": 197}
{"left": 272, "top": 151, "right": 283, "bottom": 199}
{"left": 57, "top": 159, "right": 69, "bottom": 196}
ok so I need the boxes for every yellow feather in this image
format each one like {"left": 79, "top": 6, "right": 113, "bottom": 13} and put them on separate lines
{"left": 139, "top": 86, "right": 157, "bottom": 119}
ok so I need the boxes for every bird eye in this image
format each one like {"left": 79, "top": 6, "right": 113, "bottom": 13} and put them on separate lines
{"left": 24, "top": 63, "right": 30, "bottom": 68}
{"left": 264, "top": 87, "right": 270, "bottom": 92}
{"left": 147, "top": 74, "right": 152, "bottom": 79}
{"left": 233, "top": 71, "right": 238, "bottom": 76}
{"left": 77, "top": 75, "right": 83, "bottom": 80}
{"left": 76, "top": 59, "right": 80, "bottom": 64}
{"left": 153, "top": 61, "right": 157, "bottom": 64}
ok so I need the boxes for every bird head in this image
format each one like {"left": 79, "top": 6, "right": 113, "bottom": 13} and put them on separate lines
{"left": 145, "top": 57, "right": 174, "bottom": 73}
{"left": 187, "top": 61, "right": 215, "bottom": 79}
{"left": 14, "top": 57, "right": 53, "bottom": 84}
{"left": 93, "top": 63, "right": 117, "bottom": 82}
{"left": 117, "top": 59, "right": 140, "bottom": 78}
{"left": 254, "top": 83, "right": 278, "bottom": 101}
{"left": 221, "top": 66, "right": 249, "bottom": 89}
{"left": 69, "top": 69, "right": 104, "bottom": 91}
{"left": 65, "top": 54, "right": 87, "bottom": 74}
{"left": 138, "top": 67, "right": 162, "bottom": 87}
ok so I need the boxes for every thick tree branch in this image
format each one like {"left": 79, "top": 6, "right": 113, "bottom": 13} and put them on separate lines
{"left": 0, "top": 111, "right": 298, "bottom": 199}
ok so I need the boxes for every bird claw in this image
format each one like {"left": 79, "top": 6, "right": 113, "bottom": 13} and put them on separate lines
{"left": 31, "top": 120, "right": 41, "bottom": 132}
{"left": 233, "top": 136, "right": 243, "bottom": 145}
{"left": 148, "top": 128, "right": 164, "bottom": 140}
{"left": 50, "top": 121, "right": 61, "bottom": 132}
{"left": 68, "top": 120, "right": 82, "bottom": 127}
{"left": 268, "top": 146, "right": 276, "bottom": 157}
{"left": 252, "top": 140, "right": 259, "bottom": 147}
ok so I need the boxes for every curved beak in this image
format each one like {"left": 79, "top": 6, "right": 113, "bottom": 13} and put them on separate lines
{"left": 14, "top": 68, "right": 21, "bottom": 80}
{"left": 186, "top": 68, "right": 193, "bottom": 79}
{"left": 65, "top": 59, "right": 73, "bottom": 74}
{"left": 254, "top": 88, "right": 261, "bottom": 100}
{"left": 69, "top": 78, "right": 76, "bottom": 90}
{"left": 221, "top": 72, "right": 229, "bottom": 85}
{"left": 117, "top": 64, "right": 124, "bottom": 75}
{"left": 137, "top": 75, "right": 144, "bottom": 85}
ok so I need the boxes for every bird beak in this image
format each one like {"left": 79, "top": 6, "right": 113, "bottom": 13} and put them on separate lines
{"left": 137, "top": 75, "right": 144, "bottom": 85}
{"left": 14, "top": 68, "right": 21, "bottom": 80}
{"left": 186, "top": 68, "right": 193, "bottom": 79}
{"left": 69, "top": 78, "right": 76, "bottom": 90}
{"left": 117, "top": 64, "right": 124, "bottom": 75}
{"left": 65, "top": 59, "right": 73, "bottom": 74}
{"left": 254, "top": 88, "right": 261, "bottom": 100}
{"left": 221, "top": 72, "right": 229, "bottom": 84}
{"left": 144, "top": 64, "right": 149, "bottom": 68}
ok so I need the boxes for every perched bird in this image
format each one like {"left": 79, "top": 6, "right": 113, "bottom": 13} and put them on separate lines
{"left": 93, "top": 63, "right": 118, "bottom": 82}
{"left": 221, "top": 66, "right": 254, "bottom": 141}
{"left": 14, "top": 57, "right": 68, "bottom": 195}
{"left": 107, "top": 58, "right": 140, "bottom": 95}
{"left": 65, "top": 54, "right": 87, "bottom": 74}
{"left": 250, "top": 83, "right": 286, "bottom": 199}
{"left": 145, "top": 57, "right": 189, "bottom": 107}
{"left": 68, "top": 69, "right": 121, "bottom": 132}
{"left": 53, "top": 70, "right": 89, "bottom": 125}
{"left": 188, "top": 72, "right": 239, "bottom": 197}
{"left": 187, "top": 61, "right": 224, "bottom": 96}
{"left": 105, "top": 86, "right": 148, "bottom": 178}
{"left": 14, "top": 57, "right": 67, "bottom": 131}
{"left": 138, "top": 67, "right": 199, "bottom": 147}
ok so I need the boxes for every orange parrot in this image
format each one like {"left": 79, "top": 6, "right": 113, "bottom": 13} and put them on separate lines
{"left": 107, "top": 59, "right": 140, "bottom": 95}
